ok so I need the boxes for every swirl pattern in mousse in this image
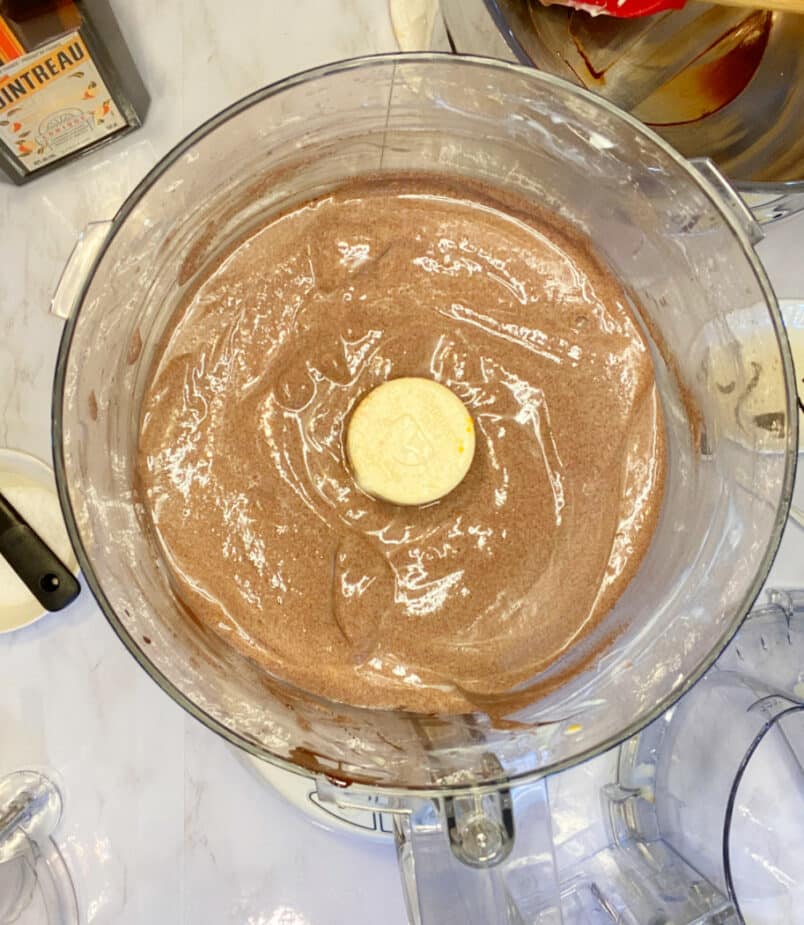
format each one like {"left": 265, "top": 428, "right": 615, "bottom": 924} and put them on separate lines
{"left": 137, "top": 174, "right": 665, "bottom": 713}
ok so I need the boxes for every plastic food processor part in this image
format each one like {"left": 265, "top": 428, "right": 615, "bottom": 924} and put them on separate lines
{"left": 50, "top": 55, "right": 797, "bottom": 921}
{"left": 0, "top": 771, "right": 78, "bottom": 925}
{"left": 241, "top": 587, "right": 804, "bottom": 923}
{"left": 394, "top": 594, "right": 804, "bottom": 924}
{"left": 600, "top": 591, "right": 804, "bottom": 924}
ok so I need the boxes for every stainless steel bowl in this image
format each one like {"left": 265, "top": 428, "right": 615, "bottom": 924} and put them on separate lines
{"left": 442, "top": 0, "right": 804, "bottom": 217}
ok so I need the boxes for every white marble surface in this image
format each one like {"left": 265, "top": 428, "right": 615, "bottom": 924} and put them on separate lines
{"left": 0, "top": 2, "right": 803, "bottom": 923}
{"left": 1, "top": 3, "right": 407, "bottom": 923}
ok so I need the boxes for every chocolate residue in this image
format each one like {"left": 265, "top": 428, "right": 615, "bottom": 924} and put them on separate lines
{"left": 127, "top": 326, "right": 143, "bottom": 366}
{"left": 642, "top": 10, "right": 771, "bottom": 128}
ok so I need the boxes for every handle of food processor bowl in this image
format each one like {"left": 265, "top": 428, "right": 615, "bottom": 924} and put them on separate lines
{"left": 689, "top": 158, "right": 765, "bottom": 244}
{"left": 392, "top": 777, "right": 562, "bottom": 924}
{"left": 736, "top": 183, "right": 804, "bottom": 228}
{"left": 314, "top": 769, "right": 562, "bottom": 924}
{"left": 50, "top": 221, "right": 113, "bottom": 320}
{"left": 0, "top": 771, "right": 79, "bottom": 925}
{"left": 690, "top": 157, "right": 804, "bottom": 231}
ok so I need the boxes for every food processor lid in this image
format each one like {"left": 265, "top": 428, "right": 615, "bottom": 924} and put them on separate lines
{"left": 0, "top": 771, "right": 78, "bottom": 925}
{"left": 724, "top": 706, "right": 804, "bottom": 921}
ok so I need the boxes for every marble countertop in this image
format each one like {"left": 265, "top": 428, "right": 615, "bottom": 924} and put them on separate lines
{"left": 1, "top": 3, "right": 407, "bottom": 923}
{"left": 0, "top": 2, "right": 802, "bottom": 923}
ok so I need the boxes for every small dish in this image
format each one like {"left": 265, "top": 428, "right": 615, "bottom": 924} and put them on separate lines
{"left": 0, "top": 449, "right": 79, "bottom": 634}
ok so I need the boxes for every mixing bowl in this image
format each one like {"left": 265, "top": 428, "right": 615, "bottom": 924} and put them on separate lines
{"left": 442, "top": 0, "right": 804, "bottom": 221}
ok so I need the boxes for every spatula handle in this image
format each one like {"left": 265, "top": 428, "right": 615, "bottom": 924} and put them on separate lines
{"left": 0, "top": 491, "right": 80, "bottom": 612}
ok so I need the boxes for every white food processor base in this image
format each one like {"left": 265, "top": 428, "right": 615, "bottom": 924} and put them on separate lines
{"left": 238, "top": 751, "right": 395, "bottom": 840}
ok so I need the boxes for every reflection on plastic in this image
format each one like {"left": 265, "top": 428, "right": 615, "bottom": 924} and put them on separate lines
{"left": 0, "top": 770, "right": 78, "bottom": 925}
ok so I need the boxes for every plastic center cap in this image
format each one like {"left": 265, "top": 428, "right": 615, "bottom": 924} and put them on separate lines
{"left": 346, "top": 377, "right": 475, "bottom": 506}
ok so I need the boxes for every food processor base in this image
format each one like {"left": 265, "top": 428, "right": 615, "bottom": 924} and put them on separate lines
{"left": 237, "top": 751, "right": 396, "bottom": 840}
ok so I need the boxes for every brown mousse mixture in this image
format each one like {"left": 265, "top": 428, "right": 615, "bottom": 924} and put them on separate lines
{"left": 137, "top": 174, "right": 665, "bottom": 713}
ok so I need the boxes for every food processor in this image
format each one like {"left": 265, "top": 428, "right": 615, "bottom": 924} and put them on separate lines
{"left": 49, "top": 55, "right": 797, "bottom": 921}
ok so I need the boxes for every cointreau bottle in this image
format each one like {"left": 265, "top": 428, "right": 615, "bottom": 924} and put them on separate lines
{"left": 0, "top": 0, "right": 149, "bottom": 183}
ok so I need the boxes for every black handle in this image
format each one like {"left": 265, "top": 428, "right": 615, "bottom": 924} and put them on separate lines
{"left": 0, "top": 491, "right": 80, "bottom": 612}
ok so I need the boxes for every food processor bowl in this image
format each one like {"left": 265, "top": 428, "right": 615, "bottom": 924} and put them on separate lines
{"left": 52, "top": 55, "right": 796, "bottom": 796}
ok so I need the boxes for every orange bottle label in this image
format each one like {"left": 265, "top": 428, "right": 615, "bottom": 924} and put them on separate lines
{"left": 0, "top": 32, "right": 125, "bottom": 172}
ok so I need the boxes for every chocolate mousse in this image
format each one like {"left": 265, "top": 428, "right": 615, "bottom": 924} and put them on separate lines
{"left": 137, "top": 174, "right": 666, "bottom": 713}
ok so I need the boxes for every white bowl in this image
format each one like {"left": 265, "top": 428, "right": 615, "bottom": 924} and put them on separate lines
{"left": 0, "top": 449, "right": 79, "bottom": 634}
